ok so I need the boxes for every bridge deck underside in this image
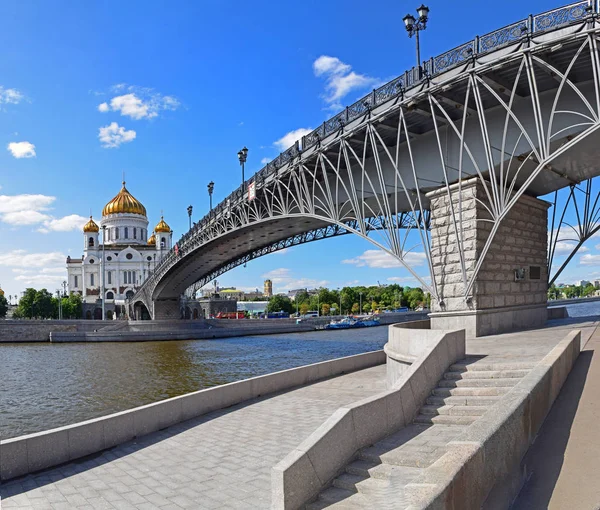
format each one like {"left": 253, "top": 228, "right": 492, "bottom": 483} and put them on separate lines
{"left": 154, "top": 217, "right": 332, "bottom": 299}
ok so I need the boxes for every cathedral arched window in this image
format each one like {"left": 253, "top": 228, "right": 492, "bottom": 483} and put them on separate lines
{"left": 106, "top": 291, "right": 114, "bottom": 300}
{"left": 88, "top": 237, "right": 94, "bottom": 247}
{"left": 133, "top": 228, "right": 137, "bottom": 239}
{"left": 115, "top": 228, "right": 119, "bottom": 240}
{"left": 124, "top": 227, "right": 129, "bottom": 238}
{"left": 161, "top": 237, "right": 166, "bottom": 248}
{"left": 107, "top": 271, "right": 112, "bottom": 285}
{"left": 90, "top": 273, "right": 95, "bottom": 286}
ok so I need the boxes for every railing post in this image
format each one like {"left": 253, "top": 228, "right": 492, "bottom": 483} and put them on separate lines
{"left": 474, "top": 35, "right": 480, "bottom": 56}
{"left": 372, "top": 89, "right": 376, "bottom": 105}
{"left": 528, "top": 13, "right": 534, "bottom": 33}
{"left": 345, "top": 106, "right": 349, "bottom": 122}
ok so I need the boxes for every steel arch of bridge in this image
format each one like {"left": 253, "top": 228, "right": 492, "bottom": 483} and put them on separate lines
{"left": 134, "top": 2, "right": 600, "bottom": 316}
{"left": 548, "top": 177, "right": 600, "bottom": 284}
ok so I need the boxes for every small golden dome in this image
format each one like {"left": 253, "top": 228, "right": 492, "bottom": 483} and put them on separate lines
{"left": 83, "top": 216, "right": 99, "bottom": 233}
{"left": 154, "top": 216, "right": 171, "bottom": 233}
{"left": 102, "top": 181, "right": 147, "bottom": 217}
{"left": 0, "top": 287, "right": 4, "bottom": 297}
{"left": 148, "top": 232, "right": 156, "bottom": 245}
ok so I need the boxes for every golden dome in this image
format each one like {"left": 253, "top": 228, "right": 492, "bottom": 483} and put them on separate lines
{"left": 154, "top": 216, "right": 171, "bottom": 233}
{"left": 148, "top": 232, "right": 156, "bottom": 245}
{"left": 83, "top": 216, "right": 99, "bottom": 233}
{"left": 102, "top": 181, "right": 147, "bottom": 217}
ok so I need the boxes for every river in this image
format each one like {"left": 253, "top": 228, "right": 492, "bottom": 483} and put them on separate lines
{"left": 3, "top": 301, "right": 598, "bottom": 441}
{"left": 1, "top": 327, "right": 389, "bottom": 439}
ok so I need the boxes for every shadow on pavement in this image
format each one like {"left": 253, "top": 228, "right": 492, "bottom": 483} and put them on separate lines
{"left": 511, "top": 349, "right": 593, "bottom": 509}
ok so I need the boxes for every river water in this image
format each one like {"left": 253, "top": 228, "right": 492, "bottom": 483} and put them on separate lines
{"left": 1, "top": 327, "right": 389, "bottom": 439}
{"left": 3, "top": 301, "right": 598, "bottom": 441}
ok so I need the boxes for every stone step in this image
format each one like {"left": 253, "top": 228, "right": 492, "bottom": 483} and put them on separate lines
{"left": 426, "top": 395, "right": 501, "bottom": 406}
{"left": 443, "top": 369, "right": 529, "bottom": 380}
{"left": 419, "top": 404, "right": 489, "bottom": 417}
{"left": 414, "top": 414, "right": 479, "bottom": 426}
{"left": 318, "top": 486, "right": 356, "bottom": 505}
{"left": 432, "top": 386, "right": 510, "bottom": 397}
{"left": 346, "top": 459, "right": 422, "bottom": 482}
{"left": 333, "top": 473, "right": 362, "bottom": 492}
{"left": 438, "top": 378, "right": 519, "bottom": 388}
{"left": 359, "top": 445, "right": 441, "bottom": 468}
{"left": 449, "top": 361, "right": 536, "bottom": 372}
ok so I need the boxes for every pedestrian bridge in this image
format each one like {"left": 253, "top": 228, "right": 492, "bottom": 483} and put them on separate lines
{"left": 133, "top": 1, "right": 600, "bottom": 332}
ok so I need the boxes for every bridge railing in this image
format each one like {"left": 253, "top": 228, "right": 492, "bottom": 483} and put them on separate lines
{"left": 138, "top": 0, "right": 597, "bottom": 297}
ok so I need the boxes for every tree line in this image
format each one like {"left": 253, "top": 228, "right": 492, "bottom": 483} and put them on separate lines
{"left": 548, "top": 283, "right": 597, "bottom": 300}
{"left": 266, "top": 284, "right": 429, "bottom": 315}
{"left": 9, "top": 288, "right": 83, "bottom": 319}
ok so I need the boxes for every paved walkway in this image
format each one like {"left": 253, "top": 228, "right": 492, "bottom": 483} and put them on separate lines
{"left": 2, "top": 317, "right": 598, "bottom": 510}
{"left": 513, "top": 322, "right": 600, "bottom": 510}
{"left": 1, "top": 365, "right": 387, "bottom": 509}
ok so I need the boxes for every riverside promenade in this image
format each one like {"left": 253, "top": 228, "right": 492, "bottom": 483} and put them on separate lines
{"left": 2, "top": 317, "right": 598, "bottom": 509}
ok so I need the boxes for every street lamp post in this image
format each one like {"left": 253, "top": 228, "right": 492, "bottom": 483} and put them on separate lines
{"left": 403, "top": 5, "right": 430, "bottom": 78}
{"left": 187, "top": 205, "right": 193, "bottom": 230}
{"left": 207, "top": 181, "right": 214, "bottom": 211}
{"left": 62, "top": 280, "right": 67, "bottom": 297}
{"left": 56, "top": 290, "right": 62, "bottom": 320}
{"left": 237, "top": 147, "right": 248, "bottom": 189}
{"left": 101, "top": 225, "right": 106, "bottom": 320}
{"left": 359, "top": 291, "right": 363, "bottom": 315}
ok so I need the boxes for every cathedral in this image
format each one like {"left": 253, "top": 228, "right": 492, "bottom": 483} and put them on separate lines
{"left": 66, "top": 181, "right": 171, "bottom": 319}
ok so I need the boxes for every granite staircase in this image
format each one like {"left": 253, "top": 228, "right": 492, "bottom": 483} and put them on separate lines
{"left": 306, "top": 357, "right": 536, "bottom": 509}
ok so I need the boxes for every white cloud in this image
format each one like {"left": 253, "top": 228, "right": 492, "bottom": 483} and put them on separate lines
{"left": 0, "top": 87, "right": 25, "bottom": 105}
{"left": 342, "top": 249, "right": 427, "bottom": 268}
{"left": 0, "top": 194, "right": 55, "bottom": 214}
{"left": 0, "top": 193, "right": 88, "bottom": 232}
{"left": 580, "top": 253, "right": 600, "bottom": 266}
{"left": 7, "top": 141, "right": 36, "bottom": 158}
{"left": 274, "top": 127, "right": 313, "bottom": 152}
{"left": 98, "top": 122, "right": 136, "bottom": 148}
{"left": 261, "top": 267, "right": 328, "bottom": 292}
{"left": 2, "top": 210, "right": 51, "bottom": 226}
{"left": 260, "top": 157, "right": 271, "bottom": 164}
{"left": 98, "top": 85, "right": 181, "bottom": 120}
{"left": 313, "top": 55, "right": 380, "bottom": 105}
{"left": 38, "top": 214, "right": 89, "bottom": 233}
{"left": 553, "top": 241, "right": 589, "bottom": 256}
{"left": 0, "top": 250, "right": 65, "bottom": 269}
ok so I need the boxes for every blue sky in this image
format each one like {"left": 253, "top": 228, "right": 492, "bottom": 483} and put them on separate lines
{"left": 0, "top": 0, "right": 597, "bottom": 299}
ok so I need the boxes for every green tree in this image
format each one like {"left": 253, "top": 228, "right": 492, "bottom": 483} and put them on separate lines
{"left": 299, "top": 303, "right": 310, "bottom": 316}
{"left": 405, "top": 288, "right": 425, "bottom": 309}
{"left": 351, "top": 302, "right": 360, "bottom": 314}
{"left": 321, "top": 303, "right": 330, "bottom": 316}
{"left": 294, "top": 290, "right": 310, "bottom": 305}
{"left": 62, "top": 293, "right": 83, "bottom": 319}
{"left": 267, "top": 295, "right": 294, "bottom": 313}
{"left": 0, "top": 293, "right": 8, "bottom": 318}
{"left": 16, "top": 288, "right": 57, "bottom": 319}
{"left": 362, "top": 302, "right": 372, "bottom": 313}
{"left": 583, "top": 283, "right": 596, "bottom": 297}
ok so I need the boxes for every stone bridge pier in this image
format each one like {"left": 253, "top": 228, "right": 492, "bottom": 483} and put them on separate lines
{"left": 153, "top": 298, "right": 181, "bottom": 320}
{"left": 427, "top": 179, "right": 550, "bottom": 337}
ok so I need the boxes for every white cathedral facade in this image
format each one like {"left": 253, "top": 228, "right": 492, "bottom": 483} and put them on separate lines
{"left": 66, "top": 181, "right": 171, "bottom": 319}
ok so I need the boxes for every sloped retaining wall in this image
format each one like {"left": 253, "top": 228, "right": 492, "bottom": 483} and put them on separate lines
{"left": 272, "top": 326, "right": 465, "bottom": 510}
{"left": 403, "top": 329, "right": 581, "bottom": 510}
{"left": 0, "top": 350, "right": 385, "bottom": 481}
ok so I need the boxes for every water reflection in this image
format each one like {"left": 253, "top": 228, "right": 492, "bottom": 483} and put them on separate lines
{"left": 1, "top": 328, "right": 388, "bottom": 439}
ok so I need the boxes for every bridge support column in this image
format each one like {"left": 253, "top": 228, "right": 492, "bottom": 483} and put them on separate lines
{"left": 153, "top": 298, "right": 181, "bottom": 320}
{"left": 427, "top": 179, "right": 550, "bottom": 337}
